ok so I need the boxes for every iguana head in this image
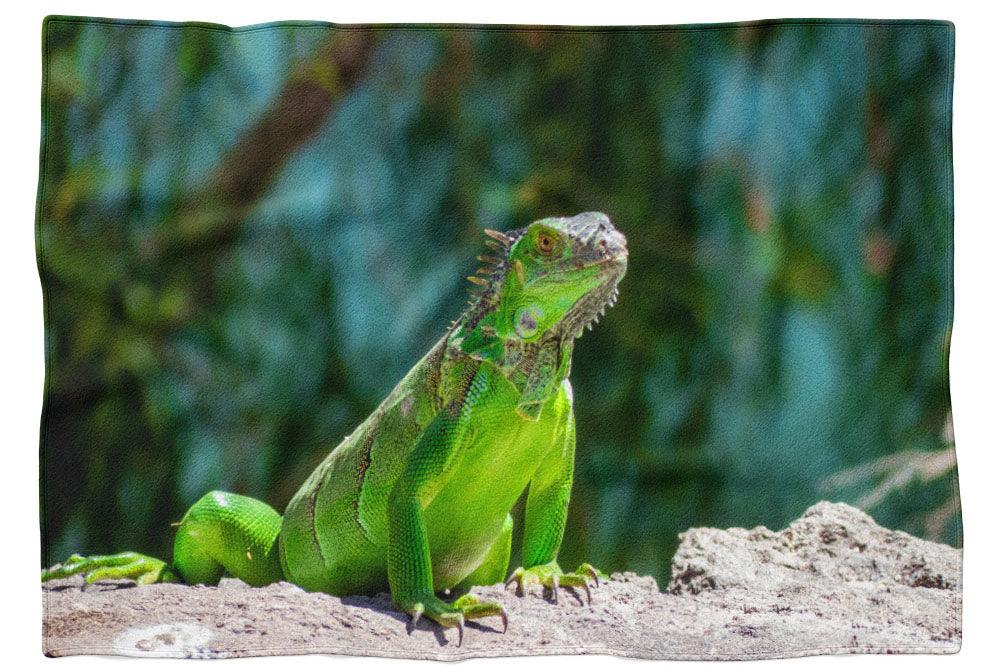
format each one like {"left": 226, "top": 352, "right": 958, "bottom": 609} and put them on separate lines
{"left": 459, "top": 212, "right": 627, "bottom": 348}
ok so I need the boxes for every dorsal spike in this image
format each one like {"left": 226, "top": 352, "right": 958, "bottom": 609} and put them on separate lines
{"left": 484, "top": 229, "right": 511, "bottom": 245}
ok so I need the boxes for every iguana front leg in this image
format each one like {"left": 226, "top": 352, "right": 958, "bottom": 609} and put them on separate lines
{"left": 506, "top": 386, "right": 604, "bottom": 603}
{"left": 386, "top": 368, "right": 506, "bottom": 645}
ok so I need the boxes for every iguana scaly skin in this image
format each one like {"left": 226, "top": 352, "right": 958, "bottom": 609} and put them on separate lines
{"left": 43, "top": 212, "right": 628, "bottom": 643}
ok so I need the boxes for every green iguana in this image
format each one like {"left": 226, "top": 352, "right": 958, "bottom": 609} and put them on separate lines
{"left": 43, "top": 212, "right": 628, "bottom": 644}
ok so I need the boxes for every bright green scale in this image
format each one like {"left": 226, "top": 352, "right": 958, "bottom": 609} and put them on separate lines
{"left": 43, "top": 212, "right": 628, "bottom": 643}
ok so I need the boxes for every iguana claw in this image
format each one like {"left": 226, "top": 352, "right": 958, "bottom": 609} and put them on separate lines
{"left": 399, "top": 592, "right": 505, "bottom": 645}
{"left": 407, "top": 603, "right": 424, "bottom": 634}
{"left": 505, "top": 562, "right": 603, "bottom": 605}
{"left": 579, "top": 562, "right": 601, "bottom": 587}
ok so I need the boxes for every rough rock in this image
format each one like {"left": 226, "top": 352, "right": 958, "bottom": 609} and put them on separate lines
{"left": 42, "top": 502, "right": 961, "bottom": 659}
{"left": 669, "top": 501, "right": 960, "bottom": 594}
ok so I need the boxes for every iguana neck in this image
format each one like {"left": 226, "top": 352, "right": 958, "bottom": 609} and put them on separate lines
{"left": 447, "top": 305, "right": 574, "bottom": 420}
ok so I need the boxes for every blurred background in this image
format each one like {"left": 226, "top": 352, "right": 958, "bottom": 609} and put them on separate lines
{"left": 38, "top": 19, "right": 956, "bottom": 587}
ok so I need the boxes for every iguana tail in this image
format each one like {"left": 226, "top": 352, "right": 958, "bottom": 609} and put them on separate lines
{"left": 42, "top": 490, "right": 284, "bottom": 587}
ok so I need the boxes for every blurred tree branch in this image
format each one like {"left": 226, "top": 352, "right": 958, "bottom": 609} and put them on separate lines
{"left": 149, "top": 30, "right": 379, "bottom": 264}
{"left": 819, "top": 414, "right": 959, "bottom": 541}
{"left": 43, "top": 29, "right": 380, "bottom": 401}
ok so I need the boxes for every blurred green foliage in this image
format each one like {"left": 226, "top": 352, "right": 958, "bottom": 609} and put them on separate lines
{"left": 38, "top": 18, "right": 956, "bottom": 586}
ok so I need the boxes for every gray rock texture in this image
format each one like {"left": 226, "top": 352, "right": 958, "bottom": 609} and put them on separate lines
{"left": 42, "top": 501, "right": 961, "bottom": 659}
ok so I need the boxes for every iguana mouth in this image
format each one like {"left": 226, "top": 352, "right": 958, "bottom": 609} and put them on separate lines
{"left": 546, "top": 249, "right": 629, "bottom": 275}
{"left": 562, "top": 214, "right": 627, "bottom": 338}
{"left": 536, "top": 213, "right": 627, "bottom": 340}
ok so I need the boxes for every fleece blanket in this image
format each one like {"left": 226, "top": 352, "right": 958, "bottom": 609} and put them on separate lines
{"left": 38, "top": 16, "right": 959, "bottom": 659}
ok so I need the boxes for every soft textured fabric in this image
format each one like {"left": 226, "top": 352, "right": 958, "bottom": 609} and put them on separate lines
{"left": 38, "top": 16, "right": 959, "bottom": 659}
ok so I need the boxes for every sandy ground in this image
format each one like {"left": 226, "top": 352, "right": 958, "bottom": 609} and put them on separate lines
{"left": 42, "top": 502, "right": 961, "bottom": 659}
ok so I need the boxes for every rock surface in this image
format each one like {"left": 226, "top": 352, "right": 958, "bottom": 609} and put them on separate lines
{"left": 42, "top": 502, "right": 961, "bottom": 659}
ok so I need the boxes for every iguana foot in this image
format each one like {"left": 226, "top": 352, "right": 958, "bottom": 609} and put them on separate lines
{"left": 505, "top": 562, "right": 604, "bottom": 605}
{"left": 399, "top": 592, "right": 507, "bottom": 646}
{"left": 41, "top": 552, "right": 178, "bottom": 586}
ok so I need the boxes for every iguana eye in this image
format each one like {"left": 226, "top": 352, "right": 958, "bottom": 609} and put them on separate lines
{"left": 536, "top": 231, "right": 556, "bottom": 255}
